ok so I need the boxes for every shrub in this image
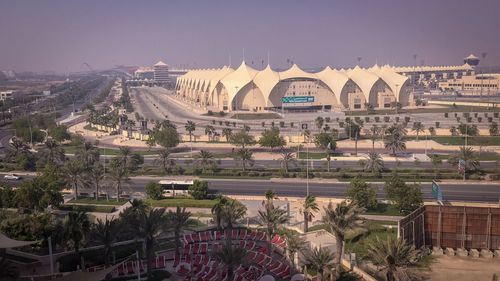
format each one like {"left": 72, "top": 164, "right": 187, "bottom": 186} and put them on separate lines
{"left": 444, "top": 113, "right": 448, "bottom": 118}
{"left": 188, "top": 180, "right": 208, "bottom": 200}
{"left": 207, "top": 110, "right": 213, "bottom": 116}
{"left": 145, "top": 181, "right": 163, "bottom": 200}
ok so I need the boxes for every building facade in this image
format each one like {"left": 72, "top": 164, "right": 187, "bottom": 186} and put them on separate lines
{"left": 0, "top": 91, "right": 14, "bottom": 101}
{"left": 153, "top": 61, "right": 169, "bottom": 83}
{"left": 134, "top": 66, "right": 154, "bottom": 80}
{"left": 175, "top": 61, "right": 411, "bottom": 112}
{"left": 438, "top": 74, "right": 500, "bottom": 95}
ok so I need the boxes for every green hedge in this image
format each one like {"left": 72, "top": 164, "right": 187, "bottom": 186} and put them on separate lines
{"left": 146, "top": 198, "right": 216, "bottom": 208}
{"left": 58, "top": 205, "right": 116, "bottom": 213}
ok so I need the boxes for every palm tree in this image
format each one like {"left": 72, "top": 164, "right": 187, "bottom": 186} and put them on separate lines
{"left": 263, "top": 189, "right": 278, "bottom": 208}
{"left": 234, "top": 148, "right": 253, "bottom": 171}
{"left": 64, "top": 159, "right": 84, "bottom": 200}
{"left": 412, "top": 122, "right": 425, "bottom": 141}
{"left": 302, "top": 129, "right": 311, "bottom": 143}
{"left": 221, "top": 199, "right": 247, "bottom": 230}
{"left": 361, "top": 152, "right": 385, "bottom": 175}
{"left": 211, "top": 195, "right": 229, "bottom": 229}
{"left": 315, "top": 116, "right": 324, "bottom": 132}
{"left": 301, "top": 195, "right": 319, "bottom": 232}
{"left": 63, "top": 211, "right": 91, "bottom": 270}
{"left": 322, "top": 201, "right": 365, "bottom": 277}
{"left": 139, "top": 208, "right": 169, "bottom": 279}
{"left": 384, "top": 124, "right": 407, "bottom": 156}
{"left": 183, "top": 120, "right": 195, "bottom": 142}
{"left": 303, "top": 247, "right": 336, "bottom": 281}
{"left": 89, "top": 162, "right": 104, "bottom": 200}
{"left": 285, "top": 233, "right": 306, "bottom": 268}
{"left": 117, "top": 146, "right": 132, "bottom": 169}
{"left": 76, "top": 141, "right": 100, "bottom": 169}
{"left": 154, "top": 148, "right": 174, "bottom": 175}
{"left": 205, "top": 125, "right": 215, "bottom": 141}
{"left": 43, "top": 138, "right": 66, "bottom": 164}
{"left": 366, "top": 236, "right": 419, "bottom": 281}
{"left": 168, "top": 207, "right": 195, "bottom": 255}
{"left": 257, "top": 203, "right": 290, "bottom": 254}
{"left": 448, "top": 146, "right": 480, "bottom": 176}
{"left": 366, "top": 125, "right": 381, "bottom": 151}
{"left": 279, "top": 149, "right": 296, "bottom": 173}
{"left": 214, "top": 239, "right": 247, "bottom": 281}
{"left": 194, "top": 150, "right": 217, "bottom": 173}
{"left": 222, "top": 128, "right": 233, "bottom": 142}
{"left": 92, "top": 217, "right": 122, "bottom": 267}
{"left": 108, "top": 158, "right": 130, "bottom": 201}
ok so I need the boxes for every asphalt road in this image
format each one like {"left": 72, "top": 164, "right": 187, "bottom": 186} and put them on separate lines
{"left": 2, "top": 173, "right": 499, "bottom": 203}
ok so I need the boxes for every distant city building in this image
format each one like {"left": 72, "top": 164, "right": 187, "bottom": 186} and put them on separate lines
{"left": 0, "top": 91, "right": 14, "bottom": 101}
{"left": 43, "top": 90, "right": 51, "bottom": 96}
{"left": 153, "top": 61, "right": 169, "bottom": 83}
{"left": 134, "top": 66, "right": 154, "bottom": 80}
{"left": 438, "top": 74, "right": 500, "bottom": 95}
{"left": 176, "top": 61, "right": 411, "bottom": 112}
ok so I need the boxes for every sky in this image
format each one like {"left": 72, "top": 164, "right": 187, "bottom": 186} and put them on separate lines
{"left": 1, "top": 0, "right": 499, "bottom": 73}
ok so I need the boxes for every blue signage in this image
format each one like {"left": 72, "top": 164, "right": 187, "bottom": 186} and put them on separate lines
{"left": 281, "top": 96, "right": 315, "bottom": 104}
{"left": 431, "top": 180, "right": 443, "bottom": 202}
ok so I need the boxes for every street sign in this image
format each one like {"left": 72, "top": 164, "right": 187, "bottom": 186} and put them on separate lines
{"left": 431, "top": 180, "right": 443, "bottom": 201}
{"left": 281, "top": 96, "right": 315, "bottom": 104}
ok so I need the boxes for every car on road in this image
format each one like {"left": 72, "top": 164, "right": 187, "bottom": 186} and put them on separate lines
{"left": 4, "top": 174, "right": 21, "bottom": 180}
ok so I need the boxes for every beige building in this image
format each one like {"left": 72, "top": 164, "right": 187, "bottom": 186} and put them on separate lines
{"left": 175, "top": 62, "right": 411, "bottom": 112}
{"left": 438, "top": 74, "right": 500, "bottom": 95}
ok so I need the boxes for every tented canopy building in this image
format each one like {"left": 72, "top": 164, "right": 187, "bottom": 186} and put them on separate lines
{"left": 175, "top": 61, "right": 411, "bottom": 112}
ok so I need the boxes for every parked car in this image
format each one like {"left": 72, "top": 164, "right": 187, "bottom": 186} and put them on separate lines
{"left": 4, "top": 174, "right": 21, "bottom": 180}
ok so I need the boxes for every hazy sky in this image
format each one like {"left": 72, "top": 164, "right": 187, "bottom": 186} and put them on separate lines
{"left": 1, "top": 0, "right": 499, "bottom": 73}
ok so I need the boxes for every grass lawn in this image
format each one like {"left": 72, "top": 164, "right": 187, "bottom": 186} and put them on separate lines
{"left": 230, "top": 113, "right": 282, "bottom": 120}
{"left": 58, "top": 204, "right": 116, "bottom": 213}
{"left": 430, "top": 152, "right": 500, "bottom": 161}
{"left": 297, "top": 151, "right": 344, "bottom": 159}
{"left": 365, "top": 203, "right": 403, "bottom": 216}
{"left": 62, "top": 144, "right": 158, "bottom": 156}
{"left": 146, "top": 198, "right": 216, "bottom": 208}
{"left": 67, "top": 197, "right": 129, "bottom": 206}
{"left": 344, "top": 222, "right": 398, "bottom": 258}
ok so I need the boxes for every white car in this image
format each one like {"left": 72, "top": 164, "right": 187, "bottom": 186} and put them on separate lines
{"left": 4, "top": 174, "right": 21, "bottom": 180}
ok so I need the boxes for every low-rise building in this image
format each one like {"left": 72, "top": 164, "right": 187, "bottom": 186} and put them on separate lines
{"left": 0, "top": 91, "right": 14, "bottom": 101}
{"left": 438, "top": 74, "right": 500, "bottom": 95}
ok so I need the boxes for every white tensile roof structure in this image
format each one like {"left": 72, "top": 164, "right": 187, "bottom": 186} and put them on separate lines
{"left": 176, "top": 61, "right": 410, "bottom": 106}
{"left": 0, "top": 233, "right": 37, "bottom": 249}
{"left": 154, "top": 61, "right": 168, "bottom": 67}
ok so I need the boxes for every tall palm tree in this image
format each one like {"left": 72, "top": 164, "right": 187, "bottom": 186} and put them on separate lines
{"left": 315, "top": 116, "right": 324, "bottom": 132}
{"left": 117, "top": 146, "right": 132, "bottom": 169}
{"left": 221, "top": 199, "right": 247, "bottom": 230}
{"left": 285, "top": 232, "right": 306, "bottom": 267}
{"left": 279, "top": 149, "right": 296, "bottom": 173}
{"left": 168, "top": 207, "right": 195, "bottom": 255}
{"left": 185, "top": 120, "right": 196, "bottom": 142}
{"left": 214, "top": 239, "right": 247, "bottom": 281}
{"left": 302, "top": 129, "right": 311, "bottom": 143}
{"left": 322, "top": 201, "right": 365, "bottom": 277}
{"left": 9, "top": 137, "right": 27, "bottom": 158}
{"left": 194, "top": 150, "right": 217, "bottom": 173}
{"left": 43, "top": 138, "right": 66, "bottom": 164}
{"left": 366, "top": 236, "right": 419, "bottom": 281}
{"left": 263, "top": 189, "right": 278, "bottom": 208}
{"left": 63, "top": 211, "right": 91, "bottom": 270}
{"left": 91, "top": 217, "right": 122, "bottom": 267}
{"left": 222, "top": 128, "right": 233, "bottom": 142}
{"left": 412, "top": 122, "right": 425, "bottom": 141}
{"left": 257, "top": 203, "right": 290, "bottom": 254}
{"left": 234, "top": 148, "right": 253, "bottom": 171}
{"left": 211, "top": 195, "right": 229, "bottom": 230}
{"left": 361, "top": 152, "right": 385, "bottom": 175}
{"left": 304, "top": 247, "right": 336, "bottom": 281}
{"left": 301, "top": 195, "right": 319, "bottom": 232}
{"left": 89, "top": 162, "right": 104, "bottom": 200}
{"left": 205, "top": 125, "right": 215, "bottom": 142}
{"left": 154, "top": 148, "right": 174, "bottom": 175}
{"left": 384, "top": 124, "right": 407, "bottom": 156}
{"left": 64, "top": 159, "right": 84, "bottom": 200}
{"left": 139, "top": 208, "right": 169, "bottom": 279}
{"left": 366, "top": 125, "right": 382, "bottom": 151}
{"left": 108, "top": 158, "right": 130, "bottom": 201}
{"left": 76, "top": 141, "right": 99, "bottom": 170}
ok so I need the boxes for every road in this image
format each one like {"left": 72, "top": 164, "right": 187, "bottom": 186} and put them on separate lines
{"left": 2, "top": 172, "right": 499, "bottom": 203}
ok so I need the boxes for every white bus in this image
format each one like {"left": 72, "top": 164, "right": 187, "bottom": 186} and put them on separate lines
{"left": 159, "top": 179, "right": 194, "bottom": 197}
